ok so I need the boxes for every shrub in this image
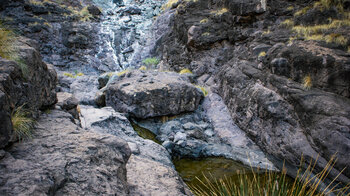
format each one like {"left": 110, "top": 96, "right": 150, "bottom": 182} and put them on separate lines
{"left": 142, "top": 57, "right": 159, "bottom": 68}
{"left": 190, "top": 156, "right": 349, "bottom": 196}
{"left": 179, "top": 68, "right": 192, "bottom": 74}
{"left": 11, "top": 105, "right": 35, "bottom": 141}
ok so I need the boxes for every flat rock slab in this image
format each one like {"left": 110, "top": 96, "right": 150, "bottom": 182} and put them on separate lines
{"left": 106, "top": 70, "right": 203, "bottom": 119}
{"left": 0, "top": 109, "right": 131, "bottom": 195}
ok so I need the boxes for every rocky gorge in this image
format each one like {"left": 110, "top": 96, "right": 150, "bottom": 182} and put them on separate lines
{"left": 0, "top": 0, "right": 350, "bottom": 195}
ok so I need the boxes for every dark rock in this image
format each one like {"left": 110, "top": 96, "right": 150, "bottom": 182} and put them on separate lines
{"left": 56, "top": 92, "right": 79, "bottom": 119}
{"left": 79, "top": 106, "right": 190, "bottom": 195}
{"left": 0, "top": 109, "right": 131, "bottom": 195}
{"left": 0, "top": 37, "right": 57, "bottom": 148}
{"left": 270, "top": 58, "right": 290, "bottom": 77}
{"left": 87, "top": 5, "right": 102, "bottom": 16}
{"left": 106, "top": 70, "right": 204, "bottom": 118}
{"left": 217, "top": 60, "right": 350, "bottom": 183}
{"left": 0, "top": 90, "right": 12, "bottom": 149}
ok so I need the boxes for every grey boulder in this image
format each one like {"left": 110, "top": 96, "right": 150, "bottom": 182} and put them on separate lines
{"left": 106, "top": 70, "right": 203, "bottom": 118}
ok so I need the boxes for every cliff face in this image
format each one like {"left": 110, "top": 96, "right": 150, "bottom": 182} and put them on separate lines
{"left": 154, "top": 0, "right": 350, "bottom": 183}
{"left": 0, "top": 37, "right": 57, "bottom": 148}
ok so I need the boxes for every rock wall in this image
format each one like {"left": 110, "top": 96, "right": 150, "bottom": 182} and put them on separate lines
{"left": 154, "top": 0, "right": 350, "bottom": 184}
{"left": 0, "top": 37, "right": 57, "bottom": 148}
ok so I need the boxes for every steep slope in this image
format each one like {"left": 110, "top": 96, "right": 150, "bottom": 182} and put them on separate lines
{"left": 153, "top": 0, "right": 350, "bottom": 184}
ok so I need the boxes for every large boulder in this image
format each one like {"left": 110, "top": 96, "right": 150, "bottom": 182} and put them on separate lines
{"left": 0, "top": 37, "right": 57, "bottom": 148}
{"left": 0, "top": 109, "right": 131, "bottom": 195}
{"left": 106, "top": 70, "right": 204, "bottom": 119}
{"left": 79, "top": 106, "right": 191, "bottom": 195}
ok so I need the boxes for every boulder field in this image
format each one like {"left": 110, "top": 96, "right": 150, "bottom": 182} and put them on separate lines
{"left": 0, "top": 0, "right": 350, "bottom": 194}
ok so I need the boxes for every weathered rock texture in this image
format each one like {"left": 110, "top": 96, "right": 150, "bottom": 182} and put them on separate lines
{"left": 153, "top": 0, "right": 350, "bottom": 185}
{"left": 0, "top": 109, "right": 131, "bottom": 195}
{"left": 0, "top": 37, "right": 57, "bottom": 148}
{"left": 79, "top": 105, "right": 191, "bottom": 195}
{"left": 106, "top": 70, "right": 203, "bottom": 118}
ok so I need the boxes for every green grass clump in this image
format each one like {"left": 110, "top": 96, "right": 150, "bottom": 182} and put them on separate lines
{"left": 179, "top": 68, "right": 192, "bottom": 74}
{"left": 142, "top": 57, "right": 159, "bottom": 68}
{"left": 190, "top": 156, "right": 349, "bottom": 196}
{"left": 11, "top": 105, "right": 35, "bottom": 141}
{"left": 195, "top": 85, "right": 208, "bottom": 96}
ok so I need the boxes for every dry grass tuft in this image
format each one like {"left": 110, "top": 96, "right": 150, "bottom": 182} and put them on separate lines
{"left": 303, "top": 75, "right": 312, "bottom": 90}
{"left": 211, "top": 8, "right": 228, "bottom": 16}
{"left": 11, "top": 105, "right": 35, "bottom": 141}
{"left": 190, "top": 155, "right": 350, "bottom": 196}
{"left": 179, "top": 68, "right": 192, "bottom": 74}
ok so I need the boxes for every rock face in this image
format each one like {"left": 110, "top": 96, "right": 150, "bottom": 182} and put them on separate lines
{"left": 0, "top": 109, "right": 131, "bottom": 195}
{"left": 79, "top": 105, "right": 190, "bottom": 195}
{"left": 56, "top": 92, "right": 79, "bottom": 119}
{"left": 0, "top": 0, "right": 166, "bottom": 73}
{"left": 135, "top": 92, "right": 276, "bottom": 170}
{"left": 0, "top": 37, "right": 57, "bottom": 148}
{"left": 106, "top": 70, "right": 204, "bottom": 118}
{"left": 153, "top": 0, "right": 350, "bottom": 185}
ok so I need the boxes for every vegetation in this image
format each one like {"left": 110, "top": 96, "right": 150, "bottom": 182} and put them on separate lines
{"left": 283, "top": 0, "right": 350, "bottom": 48}
{"left": 258, "top": 51, "right": 266, "bottom": 57}
{"left": 179, "top": 68, "right": 192, "bottom": 74}
{"left": 294, "top": 6, "right": 311, "bottom": 16}
{"left": 0, "top": 23, "right": 29, "bottom": 78}
{"left": 211, "top": 8, "right": 228, "bottom": 16}
{"left": 202, "top": 32, "right": 210, "bottom": 36}
{"left": 142, "top": 57, "right": 159, "bottom": 68}
{"left": 11, "top": 105, "right": 36, "bottom": 141}
{"left": 200, "top": 18, "right": 209, "bottom": 24}
{"left": 195, "top": 85, "right": 208, "bottom": 96}
{"left": 63, "top": 72, "right": 84, "bottom": 78}
{"left": 139, "top": 66, "right": 147, "bottom": 71}
{"left": 161, "top": 0, "right": 180, "bottom": 10}
{"left": 281, "top": 19, "right": 295, "bottom": 28}
{"left": 0, "top": 24, "right": 16, "bottom": 60}
{"left": 287, "top": 6, "right": 294, "bottom": 11}
{"left": 117, "top": 69, "right": 129, "bottom": 76}
{"left": 303, "top": 75, "right": 312, "bottom": 90}
{"left": 190, "top": 156, "right": 349, "bottom": 196}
